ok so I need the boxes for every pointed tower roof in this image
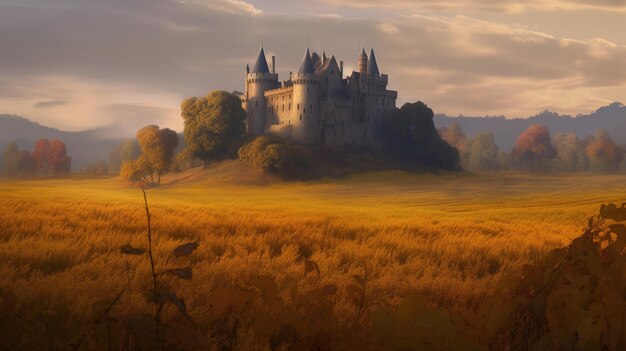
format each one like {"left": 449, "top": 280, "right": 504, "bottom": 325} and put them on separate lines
{"left": 298, "top": 47, "right": 315, "bottom": 74}
{"left": 358, "top": 47, "right": 368, "bottom": 59}
{"left": 367, "top": 48, "right": 379, "bottom": 76}
{"left": 251, "top": 46, "right": 270, "bottom": 73}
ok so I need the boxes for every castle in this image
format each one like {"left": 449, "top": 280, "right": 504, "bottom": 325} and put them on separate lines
{"left": 241, "top": 46, "right": 397, "bottom": 146}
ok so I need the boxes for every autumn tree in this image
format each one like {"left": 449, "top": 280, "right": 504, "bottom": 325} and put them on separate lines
{"left": 32, "top": 138, "right": 50, "bottom": 176}
{"left": 31, "top": 138, "right": 70, "bottom": 176}
{"left": 2, "top": 142, "right": 35, "bottom": 178}
{"left": 120, "top": 125, "right": 178, "bottom": 185}
{"left": 109, "top": 139, "right": 140, "bottom": 174}
{"left": 439, "top": 122, "right": 467, "bottom": 155}
{"left": 49, "top": 139, "right": 70, "bottom": 175}
{"left": 136, "top": 125, "right": 179, "bottom": 183}
{"left": 586, "top": 129, "right": 624, "bottom": 172}
{"left": 511, "top": 124, "right": 556, "bottom": 172}
{"left": 465, "top": 132, "right": 499, "bottom": 171}
{"left": 181, "top": 90, "right": 246, "bottom": 167}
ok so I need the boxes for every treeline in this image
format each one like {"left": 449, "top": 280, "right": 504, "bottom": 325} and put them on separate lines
{"left": 1, "top": 139, "right": 71, "bottom": 178}
{"left": 439, "top": 122, "right": 625, "bottom": 173}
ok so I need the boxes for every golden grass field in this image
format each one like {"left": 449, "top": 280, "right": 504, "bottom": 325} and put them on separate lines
{"left": 1, "top": 161, "right": 624, "bottom": 344}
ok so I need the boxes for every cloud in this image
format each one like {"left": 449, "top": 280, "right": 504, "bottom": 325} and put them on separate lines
{"left": 0, "top": 0, "right": 624, "bottom": 132}
{"left": 33, "top": 100, "right": 67, "bottom": 109}
{"left": 317, "top": 0, "right": 626, "bottom": 13}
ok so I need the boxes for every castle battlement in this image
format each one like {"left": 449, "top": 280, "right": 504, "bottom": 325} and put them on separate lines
{"left": 242, "top": 46, "right": 398, "bottom": 146}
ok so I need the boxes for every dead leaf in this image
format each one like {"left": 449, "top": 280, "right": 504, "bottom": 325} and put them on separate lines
{"left": 173, "top": 242, "right": 199, "bottom": 257}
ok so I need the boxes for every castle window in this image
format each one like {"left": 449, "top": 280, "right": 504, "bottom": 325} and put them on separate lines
{"left": 282, "top": 104, "right": 284, "bottom": 111}
{"left": 307, "top": 86, "right": 309, "bottom": 92}
{"left": 255, "top": 101, "right": 258, "bottom": 107}
{"left": 304, "top": 108, "right": 306, "bottom": 114}
{"left": 300, "top": 115, "right": 302, "bottom": 121}
{"left": 297, "top": 103, "right": 300, "bottom": 110}
{"left": 289, "top": 103, "right": 291, "bottom": 110}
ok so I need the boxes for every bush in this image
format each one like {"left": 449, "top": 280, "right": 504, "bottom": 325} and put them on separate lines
{"left": 239, "top": 135, "right": 311, "bottom": 179}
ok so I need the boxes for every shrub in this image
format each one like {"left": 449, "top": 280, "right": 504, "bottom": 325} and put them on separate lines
{"left": 239, "top": 135, "right": 311, "bottom": 179}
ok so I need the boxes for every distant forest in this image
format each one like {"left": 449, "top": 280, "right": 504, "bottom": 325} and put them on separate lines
{"left": 434, "top": 102, "right": 626, "bottom": 151}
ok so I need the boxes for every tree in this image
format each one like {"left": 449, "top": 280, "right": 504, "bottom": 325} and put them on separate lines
{"left": 32, "top": 139, "right": 50, "bottom": 176}
{"left": 382, "top": 101, "right": 460, "bottom": 171}
{"left": 121, "top": 125, "right": 178, "bottom": 185}
{"left": 181, "top": 90, "right": 247, "bottom": 167}
{"left": 136, "top": 125, "right": 179, "bottom": 183}
{"left": 438, "top": 122, "right": 467, "bottom": 154}
{"left": 49, "top": 139, "right": 70, "bottom": 175}
{"left": 553, "top": 132, "right": 588, "bottom": 172}
{"left": 465, "top": 132, "right": 499, "bottom": 171}
{"left": 2, "top": 142, "right": 35, "bottom": 178}
{"left": 120, "top": 157, "right": 154, "bottom": 186}
{"left": 31, "top": 138, "right": 70, "bottom": 176}
{"left": 511, "top": 124, "right": 556, "bottom": 172}
{"left": 109, "top": 139, "right": 140, "bottom": 174}
{"left": 586, "top": 129, "right": 624, "bottom": 172}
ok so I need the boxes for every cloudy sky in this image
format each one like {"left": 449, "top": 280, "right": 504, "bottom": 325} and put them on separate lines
{"left": 1, "top": 0, "right": 625, "bottom": 133}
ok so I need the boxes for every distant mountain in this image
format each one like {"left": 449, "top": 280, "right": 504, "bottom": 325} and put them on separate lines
{"left": 434, "top": 102, "right": 626, "bottom": 151}
{"left": 0, "top": 115, "right": 125, "bottom": 169}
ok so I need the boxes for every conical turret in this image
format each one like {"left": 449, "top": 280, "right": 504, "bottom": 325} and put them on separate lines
{"left": 367, "top": 48, "right": 380, "bottom": 76}
{"left": 252, "top": 46, "right": 270, "bottom": 73}
{"left": 298, "top": 47, "right": 315, "bottom": 74}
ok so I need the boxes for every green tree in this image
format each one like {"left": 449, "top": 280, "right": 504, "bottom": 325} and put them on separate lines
{"left": 553, "top": 132, "right": 588, "bottom": 172}
{"left": 465, "top": 132, "right": 499, "bottom": 171}
{"left": 238, "top": 134, "right": 311, "bottom": 179}
{"left": 181, "top": 90, "right": 246, "bottom": 167}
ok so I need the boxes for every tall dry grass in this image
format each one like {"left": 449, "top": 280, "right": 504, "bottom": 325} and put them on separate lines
{"left": 0, "top": 169, "right": 623, "bottom": 348}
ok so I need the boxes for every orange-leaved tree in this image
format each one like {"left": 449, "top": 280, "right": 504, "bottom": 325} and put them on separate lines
{"left": 511, "top": 124, "right": 556, "bottom": 172}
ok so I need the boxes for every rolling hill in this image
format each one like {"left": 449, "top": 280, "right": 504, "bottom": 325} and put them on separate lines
{"left": 0, "top": 114, "right": 124, "bottom": 169}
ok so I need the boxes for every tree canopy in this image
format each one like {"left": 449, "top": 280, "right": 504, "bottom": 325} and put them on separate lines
{"left": 181, "top": 90, "right": 246, "bottom": 167}
{"left": 511, "top": 124, "right": 556, "bottom": 172}
{"left": 121, "top": 125, "right": 179, "bottom": 185}
{"left": 382, "top": 101, "right": 460, "bottom": 171}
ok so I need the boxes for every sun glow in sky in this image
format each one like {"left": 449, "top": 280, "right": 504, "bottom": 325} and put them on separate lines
{"left": 1, "top": 0, "right": 625, "bottom": 133}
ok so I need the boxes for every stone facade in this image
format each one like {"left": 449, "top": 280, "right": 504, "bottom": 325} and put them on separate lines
{"left": 241, "top": 46, "right": 397, "bottom": 147}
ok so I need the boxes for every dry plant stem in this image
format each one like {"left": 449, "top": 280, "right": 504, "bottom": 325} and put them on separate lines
{"left": 141, "top": 187, "right": 158, "bottom": 292}
{"left": 140, "top": 186, "right": 162, "bottom": 349}
{"left": 73, "top": 283, "right": 128, "bottom": 351}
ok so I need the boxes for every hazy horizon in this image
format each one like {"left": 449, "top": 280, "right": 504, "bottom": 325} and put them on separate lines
{"left": 1, "top": 0, "right": 625, "bottom": 133}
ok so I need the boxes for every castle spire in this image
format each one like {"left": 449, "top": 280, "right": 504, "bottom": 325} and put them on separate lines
{"left": 367, "top": 48, "right": 380, "bottom": 76}
{"left": 357, "top": 47, "right": 368, "bottom": 74}
{"left": 298, "top": 47, "right": 315, "bottom": 74}
{"left": 251, "top": 46, "right": 270, "bottom": 74}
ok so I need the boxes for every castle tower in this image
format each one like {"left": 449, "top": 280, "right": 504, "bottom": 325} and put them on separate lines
{"left": 244, "top": 46, "right": 278, "bottom": 135}
{"left": 292, "top": 47, "right": 320, "bottom": 143}
{"left": 357, "top": 48, "right": 368, "bottom": 75}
